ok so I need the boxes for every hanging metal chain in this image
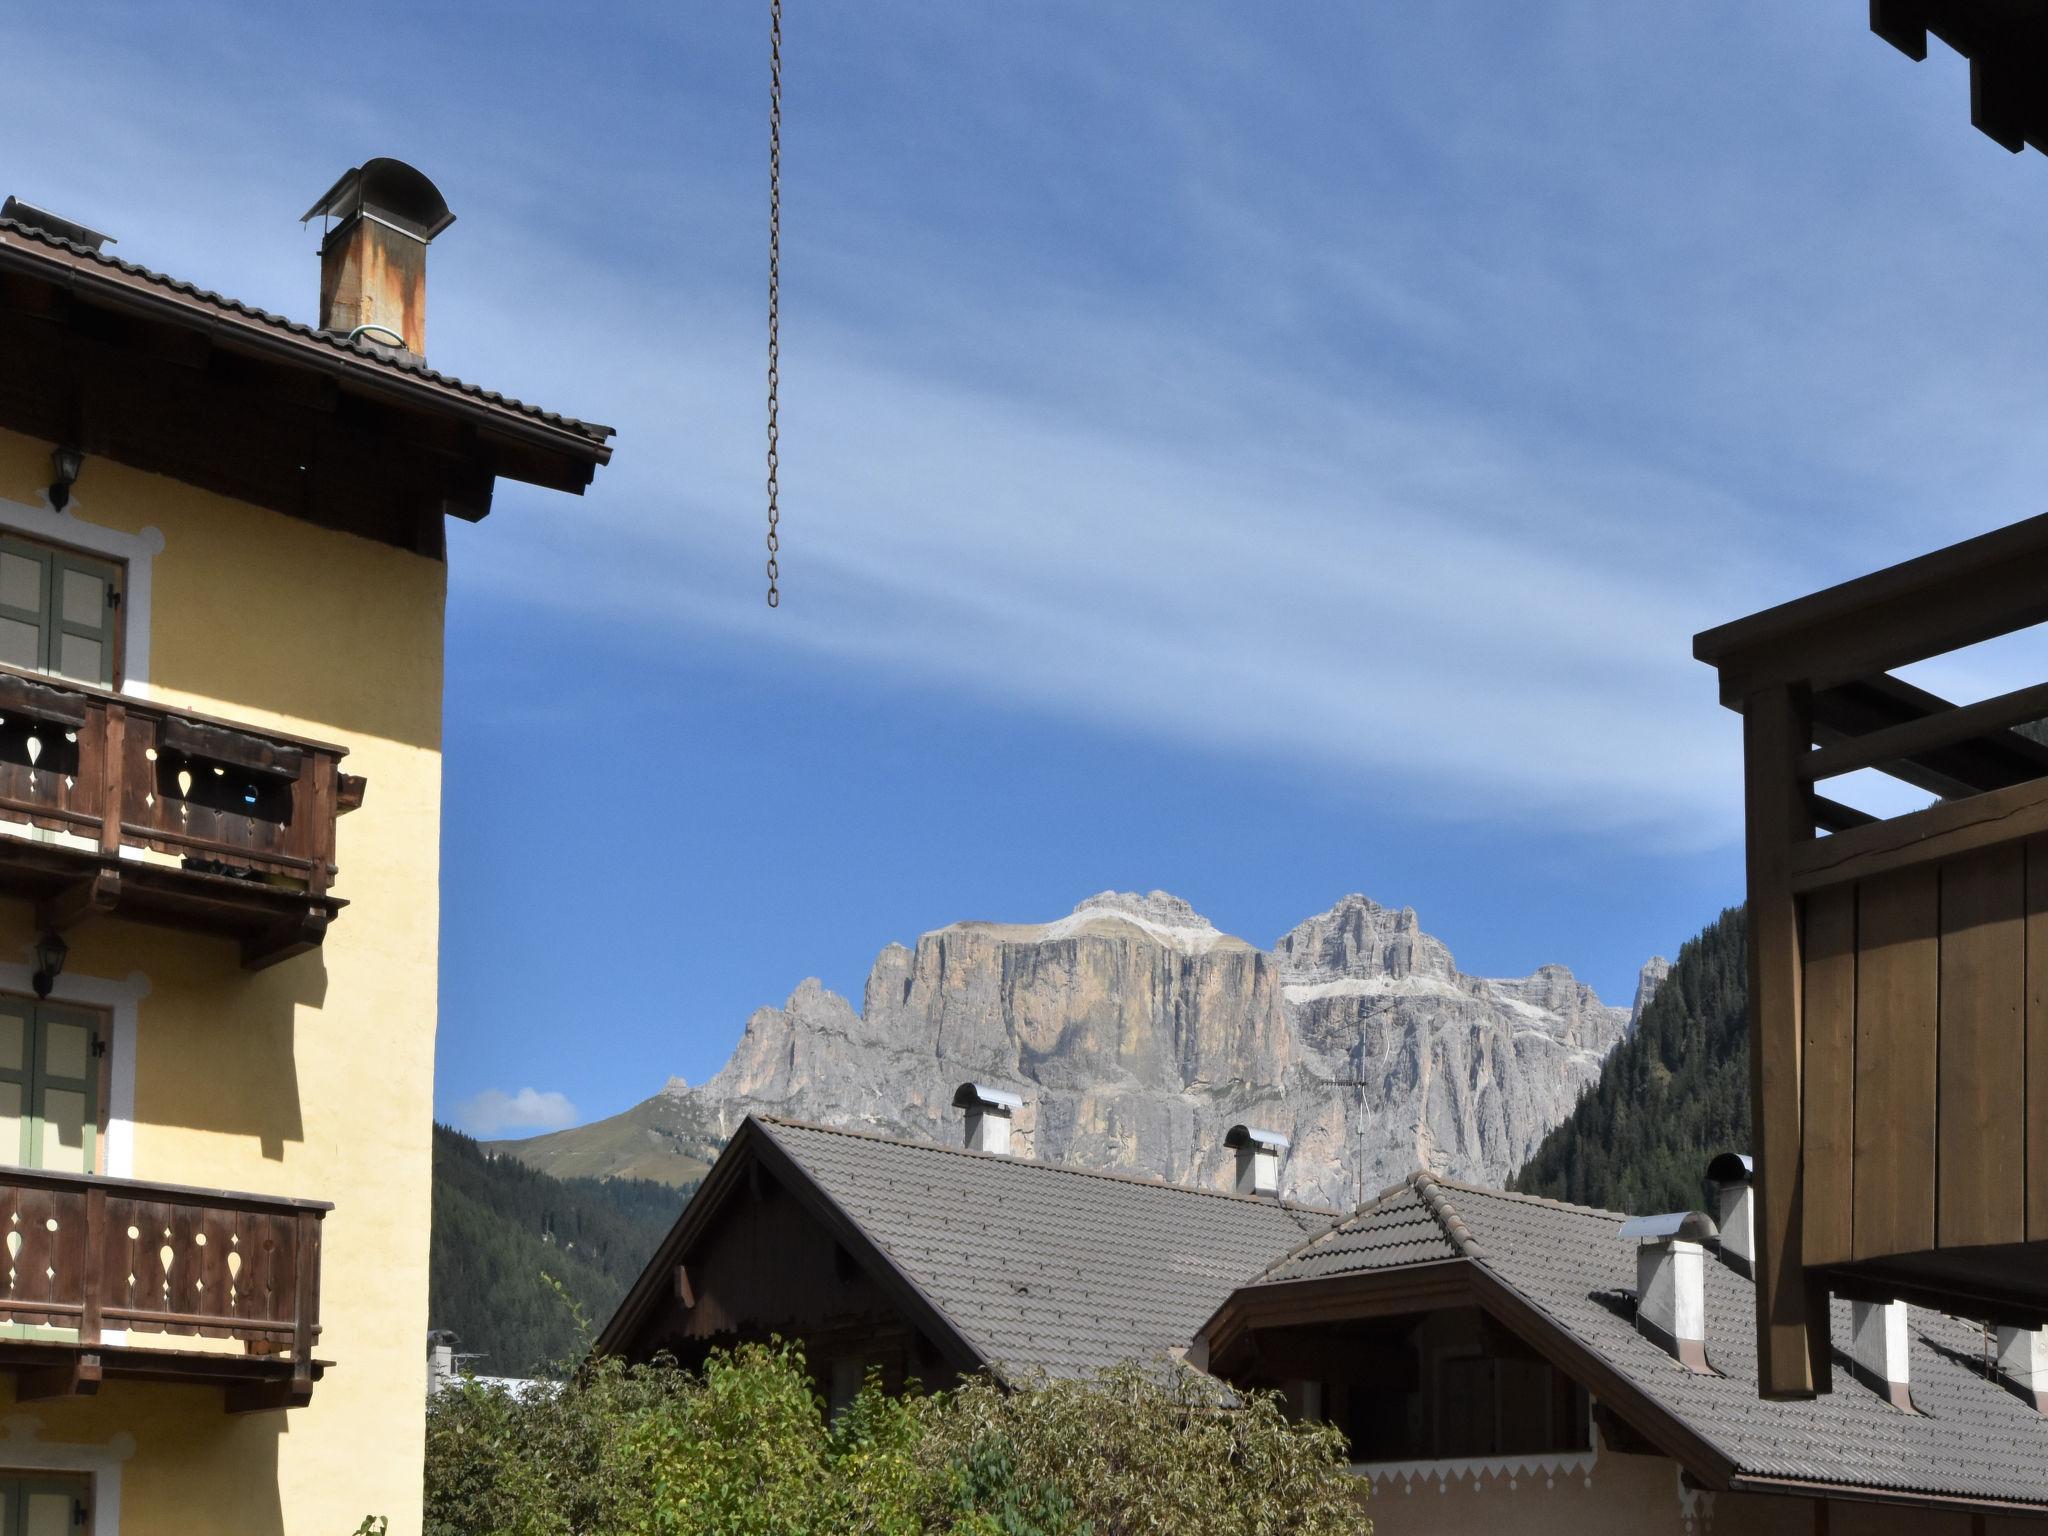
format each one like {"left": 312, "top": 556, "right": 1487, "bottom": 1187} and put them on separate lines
{"left": 765, "top": 0, "right": 782, "bottom": 608}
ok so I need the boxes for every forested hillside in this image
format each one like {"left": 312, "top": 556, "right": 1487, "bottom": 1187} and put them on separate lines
{"left": 429, "top": 1124, "right": 691, "bottom": 1377}
{"left": 1511, "top": 908, "right": 1747, "bottom": 1215}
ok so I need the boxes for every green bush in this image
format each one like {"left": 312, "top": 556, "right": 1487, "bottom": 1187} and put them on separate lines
{"left": 424, "top": 1342, "right": 1365, "bottom": 1536}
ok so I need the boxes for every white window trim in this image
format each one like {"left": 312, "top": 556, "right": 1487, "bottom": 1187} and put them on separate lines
{"left": 0, "top": 1413, "right": 131, "bottom": 1535}
{"left": 0, "top": 957, "right": 149, "bottom": 1181}
{"left": 0, "top": 488, "right": 161, "bottom": 695}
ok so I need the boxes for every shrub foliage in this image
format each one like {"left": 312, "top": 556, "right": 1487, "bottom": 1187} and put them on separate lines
{"left": 425, "top": 1342, "right": 1366, "bottom": 1536}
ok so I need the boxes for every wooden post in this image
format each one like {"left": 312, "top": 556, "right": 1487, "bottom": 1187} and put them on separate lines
{"left": 80, "top": 1183, "right": 105, "bottom": 1349}
{"left": 290, "top": 1207, "right": 318, "bottom": 1396}
{"left": 1744, "top": 683, "right": 1830, "bottom": 1398}
{"left": 98, "top": 704, "right": 125, "bottom": 857}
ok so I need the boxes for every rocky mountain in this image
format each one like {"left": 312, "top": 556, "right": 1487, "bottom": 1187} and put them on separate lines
{"left": 493, "top": 891, "right": 1655, "bottom": 1209}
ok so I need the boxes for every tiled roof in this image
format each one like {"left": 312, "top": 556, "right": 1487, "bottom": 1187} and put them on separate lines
{"left": 1244, "top": 1173, "right": 2048, "bottom": 1510}
{"left": 757, "top": 1116, "right": 1333, "bottom": 1381}
{"left": 0, "top": 216, "right": 613, "bottom": 446}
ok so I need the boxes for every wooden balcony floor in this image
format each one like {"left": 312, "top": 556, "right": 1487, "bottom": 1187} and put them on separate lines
{"left": 0, "top": 1336, "right": 331, "bottom": 1413}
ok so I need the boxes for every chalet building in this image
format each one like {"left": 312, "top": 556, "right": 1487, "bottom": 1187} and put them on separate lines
{"left": 1696, "top": 514, "right": 2048, "bottom": 1399}
{"left": 604, "top": 1095, "right": 2048, "bottom": 1533}
{"left": 0, "top": 166, "right": 610, "bottom": 1532}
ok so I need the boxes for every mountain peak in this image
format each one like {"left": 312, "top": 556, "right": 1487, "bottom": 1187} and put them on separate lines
{"left": 1043, "top": 890, "right": 1232, "bottom": 955}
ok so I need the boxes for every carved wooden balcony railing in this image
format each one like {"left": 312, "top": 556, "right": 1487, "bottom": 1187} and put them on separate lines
{"left": 1696, "top": 511, "right": 2048, "bottom": 1400}
{"left": 0, "top": 666, "right": 364, "bottom": 968}
{"left": 0, "top": 1166, "right": 329, "bottom": 1412}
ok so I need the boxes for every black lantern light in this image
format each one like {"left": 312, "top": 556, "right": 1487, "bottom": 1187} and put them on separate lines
{"left": 31, "top": 930, "right": 67, "bottom": 1000}
{"left": 47, "top": 447, "right": 83, "bottom": 513}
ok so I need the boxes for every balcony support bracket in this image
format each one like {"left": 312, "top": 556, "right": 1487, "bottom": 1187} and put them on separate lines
{"left": 241, "top": 909, "right": 329, "bottom": 972}
{"left": 35, "top": 868, "right": 122, "bottom": 935}
{"left": 15, "top": 1351, "right": 101, "bottom": 1401}
{"left": 226, "top": 1377, "right": 313, "bottom": 1415}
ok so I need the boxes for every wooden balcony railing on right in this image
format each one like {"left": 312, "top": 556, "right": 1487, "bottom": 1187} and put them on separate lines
{"left": 1696, "top": 509, "right": 2048, "bottom": 1400}
{"left": 0, "top": 1165, "right": 329, "bottom": 1412}
{"left": 0, "top": 665, "right": 365, "bottom": 968}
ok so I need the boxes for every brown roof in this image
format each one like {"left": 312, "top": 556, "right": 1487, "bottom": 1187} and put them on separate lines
{"left": 1228, "top": 1172, "right": 2048, "bottom": 1512}
{"left": 0, "top": 215, "right": 614, "bottom": 457}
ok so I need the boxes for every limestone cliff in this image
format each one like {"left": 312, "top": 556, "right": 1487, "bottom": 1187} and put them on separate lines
{"left": 498, "top": 891, "right": 1653, "bottom": 1208}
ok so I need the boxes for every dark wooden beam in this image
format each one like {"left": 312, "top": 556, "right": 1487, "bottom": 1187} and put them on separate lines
{"left": 241, "top": 911, "right": 329, "bottom": 972}
{"left": 226, "top": 1378, "right": 313, "bottom": 1415}
{"left": 15, "top": 1351, "right": 100, "bottom": 1401}
{"left": 34, "top": 869, "right": 120, "bottom": 934}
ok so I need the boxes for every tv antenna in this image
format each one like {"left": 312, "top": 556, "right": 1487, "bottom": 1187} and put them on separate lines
{"left": 765, "top": 0, "right": 783, "bottom": 607}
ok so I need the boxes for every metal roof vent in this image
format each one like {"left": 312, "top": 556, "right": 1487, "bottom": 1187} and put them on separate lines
{"left": 1620, "top": 1211, "right": 1717, "bottom": 1372}
{"left": 1850, "top": 1301, "right": 1914, "bottom": 1411}
{"left": 1704, "top": 1152, "right": 1755, "bottom": 1277}
{"left": 300, "top": 158, "right": 455, "bottom": 359}
{"left": 951, "top": 1082, "right": 1022, "bottom": 1156}
{"left": 1998, "top": 1326, "right": 2047, "bottom": 1413}
{"left": 1225, "top": 1124, "right": 1289, "bottom": 1199}
{"left": 0, "top": 196, "right": 114, "bottom": 252}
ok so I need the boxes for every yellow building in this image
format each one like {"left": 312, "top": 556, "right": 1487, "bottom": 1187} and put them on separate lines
{"left": 0, "top": 164, "right": 612, "bottom": 1533}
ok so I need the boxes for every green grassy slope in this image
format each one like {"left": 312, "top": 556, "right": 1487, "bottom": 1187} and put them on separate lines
{"left": 429, "top": 1123, "right": 693, "bottom": 1376}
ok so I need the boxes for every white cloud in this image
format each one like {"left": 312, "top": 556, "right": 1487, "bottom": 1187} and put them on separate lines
{"left": 454, "top": 1088, "right": 579, "bottom": 1139}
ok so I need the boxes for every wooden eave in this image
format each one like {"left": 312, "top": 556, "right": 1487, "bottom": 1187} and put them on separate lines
{"left": 593, "top": 1117, "right": 988, "bottom": 1381}
{"left": 0, "top": 224, "right": 612, "bottom": 557}
{"left": 1693, "top": 510, "right": 2048, "bottom": 706}
{"left": 1872, "top": 0, "right": 2048, "bottom": 157}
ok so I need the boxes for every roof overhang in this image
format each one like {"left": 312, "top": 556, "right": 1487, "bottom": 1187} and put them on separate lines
{"left": 593, "top": 1116, "right": 989, "bottom": 1382}
{"left": 0, "top": 220, "right": 612, "bottom": 557}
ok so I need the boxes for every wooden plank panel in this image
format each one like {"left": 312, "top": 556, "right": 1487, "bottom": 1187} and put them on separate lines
{"left": 1938, "top": 844, "right": 2026, "bottom": 1249}
{"left": 1790, "top": 772, "right": 2048, "bottom": 895}
{"left": 1855, "top": 865, "right": 1940, "bottom": 1260}
{"left": 2027, "top": 838, "right": 2048, "bottom": 1242}
{"left": 1802, "top": 885, "right": 1857, "bottom": 1266}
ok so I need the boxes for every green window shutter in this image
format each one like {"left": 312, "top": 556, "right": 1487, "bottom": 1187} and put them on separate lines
{"left": 0, "top": 997, "right": 35, "bottom": 1167}
{"left": 27, "top": 1004, "right": 98, "bottom": 1174}
{"left": 0, "top": 538, "right": 53, "bottom": 677}
{"left": 45, "top": 551, "right": 119, "bottom": 687}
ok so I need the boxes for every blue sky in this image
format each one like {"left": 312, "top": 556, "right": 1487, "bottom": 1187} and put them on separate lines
{"left": 10, "top": 5, "right": 2048, "bottom": 1138}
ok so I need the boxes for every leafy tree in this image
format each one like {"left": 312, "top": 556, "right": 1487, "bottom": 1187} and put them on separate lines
{"left": 424, "top": 1343, "right": 1365, "bottom": 1536}
{"left": 1512, "top": 908, "right": 1748, "bottom": 1215}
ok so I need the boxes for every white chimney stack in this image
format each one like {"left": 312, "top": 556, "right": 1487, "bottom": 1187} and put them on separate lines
{"left": 1998, "top": 1326, "right": 2047, "bottom": 1412}
{"left": 1850, "top": 1301, "right": 1913, "bottom": 1410}
{"left": 1704, "top": 1152, "right": 1755, "bottom": 1277}
{"left": 1619, "top": 1211, "right": 1717, "bottom": 1372}
{"left": 1225, "top": 1124, "right": 1289, "bottom": 1198}
{"left": 951, "top": 1083, "right": 1022, "bottom": 1156}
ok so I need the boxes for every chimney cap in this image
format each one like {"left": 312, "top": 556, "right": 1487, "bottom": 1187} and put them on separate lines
{"left": 1, "top": 195, "right": 114, "bottom": 252}
{"left": 1619, "top": 1210, "right": 1719, "bottom": 1244}
{"left": 1224, "top": 1124, "right": 1290, "bottom": 1152}
{"left": 301, "top": 158, "right": 455, "bottom": 243}
{"left": 1706, "top": 1152, "right": 1754, "bottom": 1186}
{"left": 952, "top": 1082, "right": 1022, "bottom": 1113}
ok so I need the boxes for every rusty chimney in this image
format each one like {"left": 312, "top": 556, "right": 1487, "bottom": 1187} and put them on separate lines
{"left": 301, "top": 159, "right": 455, "bottom": 359}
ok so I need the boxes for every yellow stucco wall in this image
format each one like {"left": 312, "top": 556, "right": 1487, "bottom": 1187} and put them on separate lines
{"left": 0, "top": 424, "right": 444, "bottom": 1535}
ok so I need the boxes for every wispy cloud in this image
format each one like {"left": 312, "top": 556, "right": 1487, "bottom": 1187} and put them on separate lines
{"left": 454, "top": 1088, "right": 578, "bottom": 1139}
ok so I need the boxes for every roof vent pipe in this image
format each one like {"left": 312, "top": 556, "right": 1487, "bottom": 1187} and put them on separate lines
{"left": 951, "top": 1083, "right": 1022, "bottom": 1156}
{"left": 1850, "top": 1301, "right": 1914, "bottom": 1410}
{"left": 1998, "top": 1326, "right": 2048, "bottom": 1412}
{"left": 1619, "top": 1211, "right": 1716, "bottom": 1372}
{"left": 1704, "top": 1152, "right": 1755, "bottom": 1277}
{"left": 1225, "top": 1125, "right": 1288, "bottom": 1199}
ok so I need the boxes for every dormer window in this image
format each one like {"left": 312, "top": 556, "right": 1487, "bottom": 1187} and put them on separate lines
{"left": 0, "top": 534, "right": 119, "bottom": 687}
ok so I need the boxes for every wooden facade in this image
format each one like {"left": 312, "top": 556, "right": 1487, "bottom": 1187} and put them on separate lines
{"left": 1696, "top": 512, "right": 2048, "bottom": 1397}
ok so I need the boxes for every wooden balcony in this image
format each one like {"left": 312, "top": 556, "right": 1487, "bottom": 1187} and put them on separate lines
{"left": 1695, "top": 511, "right": 2048, "bottom": 1398}
{"left": 0, "top": 667, "right": 363, "bottom": 968}
{"left": 0, "top": 1166, "right": 328, "bottom": 1412}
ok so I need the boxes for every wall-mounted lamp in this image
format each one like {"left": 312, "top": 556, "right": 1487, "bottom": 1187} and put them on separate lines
{"left": 31, "top": 931, "right": 67, "bottom": 1000}
{"left": 47, "top": 447, "right": 83, "bottom": 514}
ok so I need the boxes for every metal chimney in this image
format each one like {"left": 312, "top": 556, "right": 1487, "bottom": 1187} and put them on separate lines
{"left": 1704, "top": 1152, "right": 1755, "bottom": 1277}
{"left": 301, "top": 158, "right": 455, "bottom": 358}
{"left": 1225, "top": 1125, "right": 1289, "bottom": 1198}
{"left": 1619, "top": 1211, "right": 1717, "bottom": 1372}
{"left": 951, "top": 1083, "right": 1022, "bottom": 1156}
{"left": 1850, "top": 1300, "right": 1914, "bottom": 1411}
